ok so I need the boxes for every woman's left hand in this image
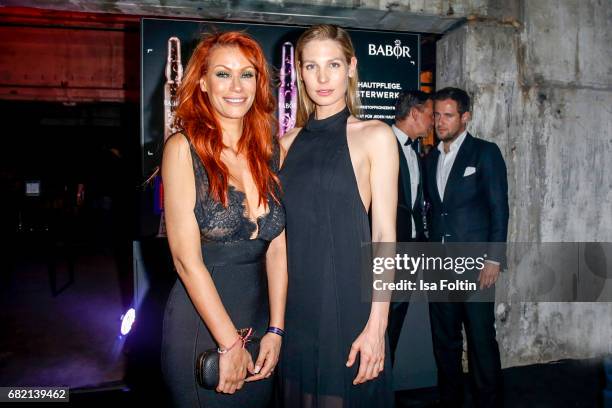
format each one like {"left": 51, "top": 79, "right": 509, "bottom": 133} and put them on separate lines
{"left": 346, "top": 322, "right": 386, "bottom": 385}
{"left": 245, "top": 332, "right": 282, "bottom": 382}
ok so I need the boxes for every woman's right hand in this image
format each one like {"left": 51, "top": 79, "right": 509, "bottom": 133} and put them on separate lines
{"left": 217, "top": 345, "right": 254, "bottom": 394}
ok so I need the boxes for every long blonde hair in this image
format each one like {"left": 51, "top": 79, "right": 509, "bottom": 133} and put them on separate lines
{"left": 295, "top": 24, "right": 361, "bottom": 127}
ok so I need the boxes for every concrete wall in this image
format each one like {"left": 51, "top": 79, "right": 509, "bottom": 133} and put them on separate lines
{"left": 0, "top": 0, "right": 502, "bottom": 33}
{"left": 436, "top": 0, "right": 612, "bottom": 367}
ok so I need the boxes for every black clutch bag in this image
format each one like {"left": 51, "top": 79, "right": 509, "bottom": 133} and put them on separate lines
{"left": 195, "top": 337, "right": 260, "bottom": 389}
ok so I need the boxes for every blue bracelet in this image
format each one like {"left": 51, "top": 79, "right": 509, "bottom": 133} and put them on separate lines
{"left": 266, "top": 326, "right": 285, "bottom": 337}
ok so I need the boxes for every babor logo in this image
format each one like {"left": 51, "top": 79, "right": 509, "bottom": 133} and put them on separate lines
{"left": 368, "top": 39, "right": 413, "bottom": 60}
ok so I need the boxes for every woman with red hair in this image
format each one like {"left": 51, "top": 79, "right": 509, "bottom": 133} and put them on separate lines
{"left": 160, "top": 31, "right": 287, "bottom": 407}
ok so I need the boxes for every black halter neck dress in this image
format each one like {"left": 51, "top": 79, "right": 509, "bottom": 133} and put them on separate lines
{"left": 279, "top": 107, "right": 394, "bottom": 407}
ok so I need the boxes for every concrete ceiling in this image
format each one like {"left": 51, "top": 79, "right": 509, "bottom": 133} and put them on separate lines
{"left": 0, "top": 0, "right": 465, "bottom": 33}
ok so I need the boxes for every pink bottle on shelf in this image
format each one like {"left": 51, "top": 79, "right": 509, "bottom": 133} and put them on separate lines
{"left": 278, "top": 42, "right": 297, "bottom": 137}
{"left": 163, "top": 36, "right": 183, "bottom": 142}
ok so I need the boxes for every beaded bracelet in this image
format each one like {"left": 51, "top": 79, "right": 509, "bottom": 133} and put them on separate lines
{"left": 217, "top": 336, "right": 242, "bottom": 354}
{"left": 266, "top": 326, "right": 285, "bottom": 337}
{"left": 217, "top": 327, "right": 254, "bottom": 354}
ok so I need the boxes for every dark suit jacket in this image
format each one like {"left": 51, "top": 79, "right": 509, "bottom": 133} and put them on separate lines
{"left": 424, "top": 133, "right": 509, "bottom": 265}
{"left": 397, "top": 140, "right": 425, "bottom": 242}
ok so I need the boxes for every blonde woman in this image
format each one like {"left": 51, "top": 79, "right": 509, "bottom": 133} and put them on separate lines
{"left": 279, "top": 25, "right": 398, "bottom": 407}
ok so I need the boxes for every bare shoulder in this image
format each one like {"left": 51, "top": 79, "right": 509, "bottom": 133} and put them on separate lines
{"left": 348, "top": 118, "right": 395, "bottom": 147}
{"left": 163, "top": 132, "right": 193, "bottom": 168}
{"left": 279, "top": 126, "right": 302, "bottom": 153}
{"left": 164, "top": 132, "right": 190, "bottom": 154}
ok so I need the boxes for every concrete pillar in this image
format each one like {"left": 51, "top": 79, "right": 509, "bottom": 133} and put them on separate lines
{"left": 436, "top": 0, "right": 612, "bottom": 367}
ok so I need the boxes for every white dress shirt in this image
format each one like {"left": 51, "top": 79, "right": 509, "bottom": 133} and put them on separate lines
{"left": 392, "top": 125, "right": 420, "bottom": 239}
{"left": 436, "top": 130, "right": 468, "bottom": 201}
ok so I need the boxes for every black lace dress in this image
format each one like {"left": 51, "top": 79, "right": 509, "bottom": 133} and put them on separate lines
{"left": 278, "top": 108, "right": 394, "bottom": 407}
{"left": 161, "top": 134, "right": 285, "bottom": 407}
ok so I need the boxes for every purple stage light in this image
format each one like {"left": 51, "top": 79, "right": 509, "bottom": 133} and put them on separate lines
{"left": 120, "top": 308, "right": 136, "bottom": 336}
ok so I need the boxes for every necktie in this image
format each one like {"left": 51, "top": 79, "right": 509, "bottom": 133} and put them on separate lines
{"left": 404, "top": 137, "right": 421, "bottom": 155}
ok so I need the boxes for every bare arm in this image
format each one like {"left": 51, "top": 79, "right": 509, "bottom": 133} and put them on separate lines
{"left": 266, "top": 230, "right": 288, "bottom": 323}
{"left": 267, "top": 145, "right": 288, "bottom": 331}
{"left": 265, "top": 229, "right": 287, "bottom": 328}
{"left": 162, "top": 134, "right": 239, "bottom": 348}
{"left": 367, "top": 122, "right": 398, "bottom": 324}
{"left": 346, "top": 122, "right": 399, "bottom": 385}
{"left": 246, "top": 145, "right": 288, "bottom": 382}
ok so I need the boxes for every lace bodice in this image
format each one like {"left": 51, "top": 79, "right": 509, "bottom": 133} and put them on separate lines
{"left": 188, "top": 138, "right": 285, "bottom": 243}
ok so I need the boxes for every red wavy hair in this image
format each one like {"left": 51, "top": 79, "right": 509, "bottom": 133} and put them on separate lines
{"left": 174, "top": 31, "right": 279, "bottom": 207}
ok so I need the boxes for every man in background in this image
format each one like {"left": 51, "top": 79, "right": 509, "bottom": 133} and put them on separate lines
{"left": 388, "top": 90, "right": 433, "bottom": 363}
{"left": 424, "top": 87, "right": 509, "bottom": 407}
